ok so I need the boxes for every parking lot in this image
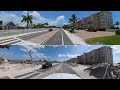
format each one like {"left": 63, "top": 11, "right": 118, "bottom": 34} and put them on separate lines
{"left": 74, "top": 30, "right": 115, "bottom": 39}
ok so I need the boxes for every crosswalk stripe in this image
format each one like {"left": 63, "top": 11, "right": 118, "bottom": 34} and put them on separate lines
{"left": 0, "top": 38, "right": 22, "bottom": 45}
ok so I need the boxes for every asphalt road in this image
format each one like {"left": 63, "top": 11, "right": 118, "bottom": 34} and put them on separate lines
{"left": 12, "top": 63, "right": 78, "bottom": 79}
{"left": 62, "top": 30, "right": 74, "bottom": 45}
{"left": 0, "top": 28, "right": 74, "bottom": 45}
{"left": 43, "top": 29, "right": 73, "bottom": 45}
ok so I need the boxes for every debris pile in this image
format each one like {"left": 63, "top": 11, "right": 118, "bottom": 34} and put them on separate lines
{"left": 110, "top": 65, "right": 120, "bottom": 79}
{"left": 69, "top": 62, "right": 78, "bottom": 67}
{"left": 84, "top": 63, "right": 120, "bottom": 79}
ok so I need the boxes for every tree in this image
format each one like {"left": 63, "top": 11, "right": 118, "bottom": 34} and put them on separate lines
{"left": 0, "top": 20, "right": 3, "bottom": 30}
{"left": 21, "top": 13, "right": 33, "bottom": 29}
{"left": 114, "top": 21, "right": 120, "bottom": 29}
{"left": 63, "top": 24, "right": 69, "bottom": 30}
{"left": 44, "top": 22, "right": 48, "bottom": 26}
{"left": 0, "top": 45, "right": 11, "bottom": 50}
{"left": 69, "top": 14, "right": 78, "bottom": 32}
{"left": 0, "top": 20, "right": 3, "bottom": 25}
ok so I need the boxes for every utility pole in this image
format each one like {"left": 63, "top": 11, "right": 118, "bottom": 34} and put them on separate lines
{"left": 29, "top": 50, "right": 33, "bottom": 64}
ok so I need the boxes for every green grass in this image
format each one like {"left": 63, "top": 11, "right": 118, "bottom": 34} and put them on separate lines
{"left": 85, "top": 35, "right": 120, "bottom": 45}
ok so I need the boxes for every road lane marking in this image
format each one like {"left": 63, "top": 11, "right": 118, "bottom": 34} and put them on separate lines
{"left": 61, "top": 30, "right": 64, "bottom": 45}
{"left": 40, "top": 30, "right": 59, "bottom": 45}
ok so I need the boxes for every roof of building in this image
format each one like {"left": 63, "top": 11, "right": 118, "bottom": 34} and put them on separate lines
{"left": 3, "top": 21, "right": 16, "bottom": 26}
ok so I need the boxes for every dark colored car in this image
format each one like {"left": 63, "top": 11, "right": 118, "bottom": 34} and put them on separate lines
{"left": 86, "top": 27, "right": 97, "bottom": 32}
{"left": 69, "top": 28, "right": 74, "bottom": 33}
{"left": 42, "top": 61, "right": 52, "bottom": 69}
{"left": 48, "top": 29, "right": 53, "bottom": 32}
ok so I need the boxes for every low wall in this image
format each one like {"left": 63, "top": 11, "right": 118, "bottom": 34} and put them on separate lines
{"left": 106, "top": 29, "right": 118, "bottom": 32}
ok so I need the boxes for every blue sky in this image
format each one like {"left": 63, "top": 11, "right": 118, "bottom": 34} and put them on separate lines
{"left": 0, "top": 11, "right": 120, "bottom": 27}
{"left": 0, "top": 45, "right": 120, "bottom": 63}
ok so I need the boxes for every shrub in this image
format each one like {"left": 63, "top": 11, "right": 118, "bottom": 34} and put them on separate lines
{"left": 115, "top": 30, "right": 120, "bottom": 35}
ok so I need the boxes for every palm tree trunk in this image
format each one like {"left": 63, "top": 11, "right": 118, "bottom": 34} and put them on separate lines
{"left": 27, "top": 22, "right": 29, "bottom": 29}
{"left": 73, "top": 21, "right": 76, "bottom": 32}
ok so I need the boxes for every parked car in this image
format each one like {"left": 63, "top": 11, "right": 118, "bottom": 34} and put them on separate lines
{"left": 86, "top": 27, "right": 97, "bottom": 32}
{"left": 48, "top": 28, "right": 53, "bottom": 32}
{"left": 42, "top": 61, "right": 52, "bottom": 69}
{"left": 69, "top": 27, "right": 74, "bottom": 33}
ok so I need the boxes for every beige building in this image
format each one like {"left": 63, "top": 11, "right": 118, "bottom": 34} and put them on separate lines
{"left": 68, "top": 58, "right": 78, "bottom": 63}
{"left": 75, "top": 46, "right": 113, "bottom": 65}
{"left": 73, "top": 11, "right": 113, "bottom": 30}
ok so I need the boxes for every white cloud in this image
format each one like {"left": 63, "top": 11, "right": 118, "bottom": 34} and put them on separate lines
{"left": 111, "top": 45, "right": 120, "bottom": 54}
{"left": 109, "top": 45, "right": 120, "bottom": 63}
{"left": 19, "top": 45, "right": 45, "bottom": 53}
{"left": 53, "top": 45, "right": 59, "bottom": 48}
{"left": 58, "top": 53, "right": 79, "bottom": 58}
{"left": 0, "top": 11, "right": 65, "bottom": 27}
{"left": 0, "top": 52, "right": 13, "bottom": 60}
{"left": 113, "top": 55, "right": 120, "bottom": 63}
{"left": 66, "top": 53, "right": 79, "bottom": 58}
{"left": 18, "top": 45, "right": 46, "bottom": 60}
{"left": 32, "top": 53, "right": 45, "bottom": 60}
{"left": 0, "top": 11, "right": 24, "bottom": 26}
{"left": 58, "top": 54, "right": 67, "bottom": 58}
{"left": 19, "top": 55, "right": 30, "bottom": 60}
{"left": 0, "top": 52, "right": 13, "bottom": 57}
{"left": 22, "top": 11, "right": 28, "bottom": 15}
{"left": 65, "top": 46, "right": 68, "bottom": 48}
{"left": 49, "top": 15, "right": 65, "bottom": 27}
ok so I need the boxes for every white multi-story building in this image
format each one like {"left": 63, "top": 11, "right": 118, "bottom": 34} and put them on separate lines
{"left": 74, "top": 11, "right": 113, "bottom": 30}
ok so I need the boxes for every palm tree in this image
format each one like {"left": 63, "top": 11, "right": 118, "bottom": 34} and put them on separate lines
{"left": 114, "top": 21, "right": 120, "bottom": 29}
{"left": 0, "top": 20, "right": 3, "bottom": 30}
{"left": 69, "top": 14, "right": 78, "bottom": 32}
{"left": 21, "top": 13, "right": 33, "bottom": 29}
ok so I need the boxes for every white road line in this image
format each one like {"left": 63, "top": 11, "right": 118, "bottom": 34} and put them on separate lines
{"left": 61, "top": 30, "right": 64, "bottom": 45}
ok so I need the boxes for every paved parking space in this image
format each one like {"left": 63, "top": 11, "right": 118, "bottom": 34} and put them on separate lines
{"left": 74, "top": 30, "right": 115, "bottom": 39}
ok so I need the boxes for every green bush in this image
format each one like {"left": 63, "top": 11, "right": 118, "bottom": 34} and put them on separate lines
{"left": 115, "top": 30, "right": 120, "bottom": 35}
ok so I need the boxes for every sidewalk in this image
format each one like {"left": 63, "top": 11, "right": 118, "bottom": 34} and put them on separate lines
{"left": 0, "top": 30, "right": 48, "bottom": 41}
{"left": 63, "top": 30, "right": 87, "bottom": 45}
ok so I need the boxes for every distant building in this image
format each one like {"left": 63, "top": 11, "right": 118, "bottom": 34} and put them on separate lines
{"left": 68, "top": 58, "right": 78, "bottom": 63}
{"left": 2, "top": 21, "right": 17, "bottom": 30}
{"left": 69, "top": 46, "right": 113, "bottom": 65}
{"left": 69, "top": 11, "right": 113, "bottom": 30}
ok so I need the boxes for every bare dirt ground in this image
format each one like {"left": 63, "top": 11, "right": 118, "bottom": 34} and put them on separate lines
{"left": 74, "top": 30, "right": 115, "bottom": 39}
{"left": 0, "top": 63, "right": 41, "bottom": 78}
